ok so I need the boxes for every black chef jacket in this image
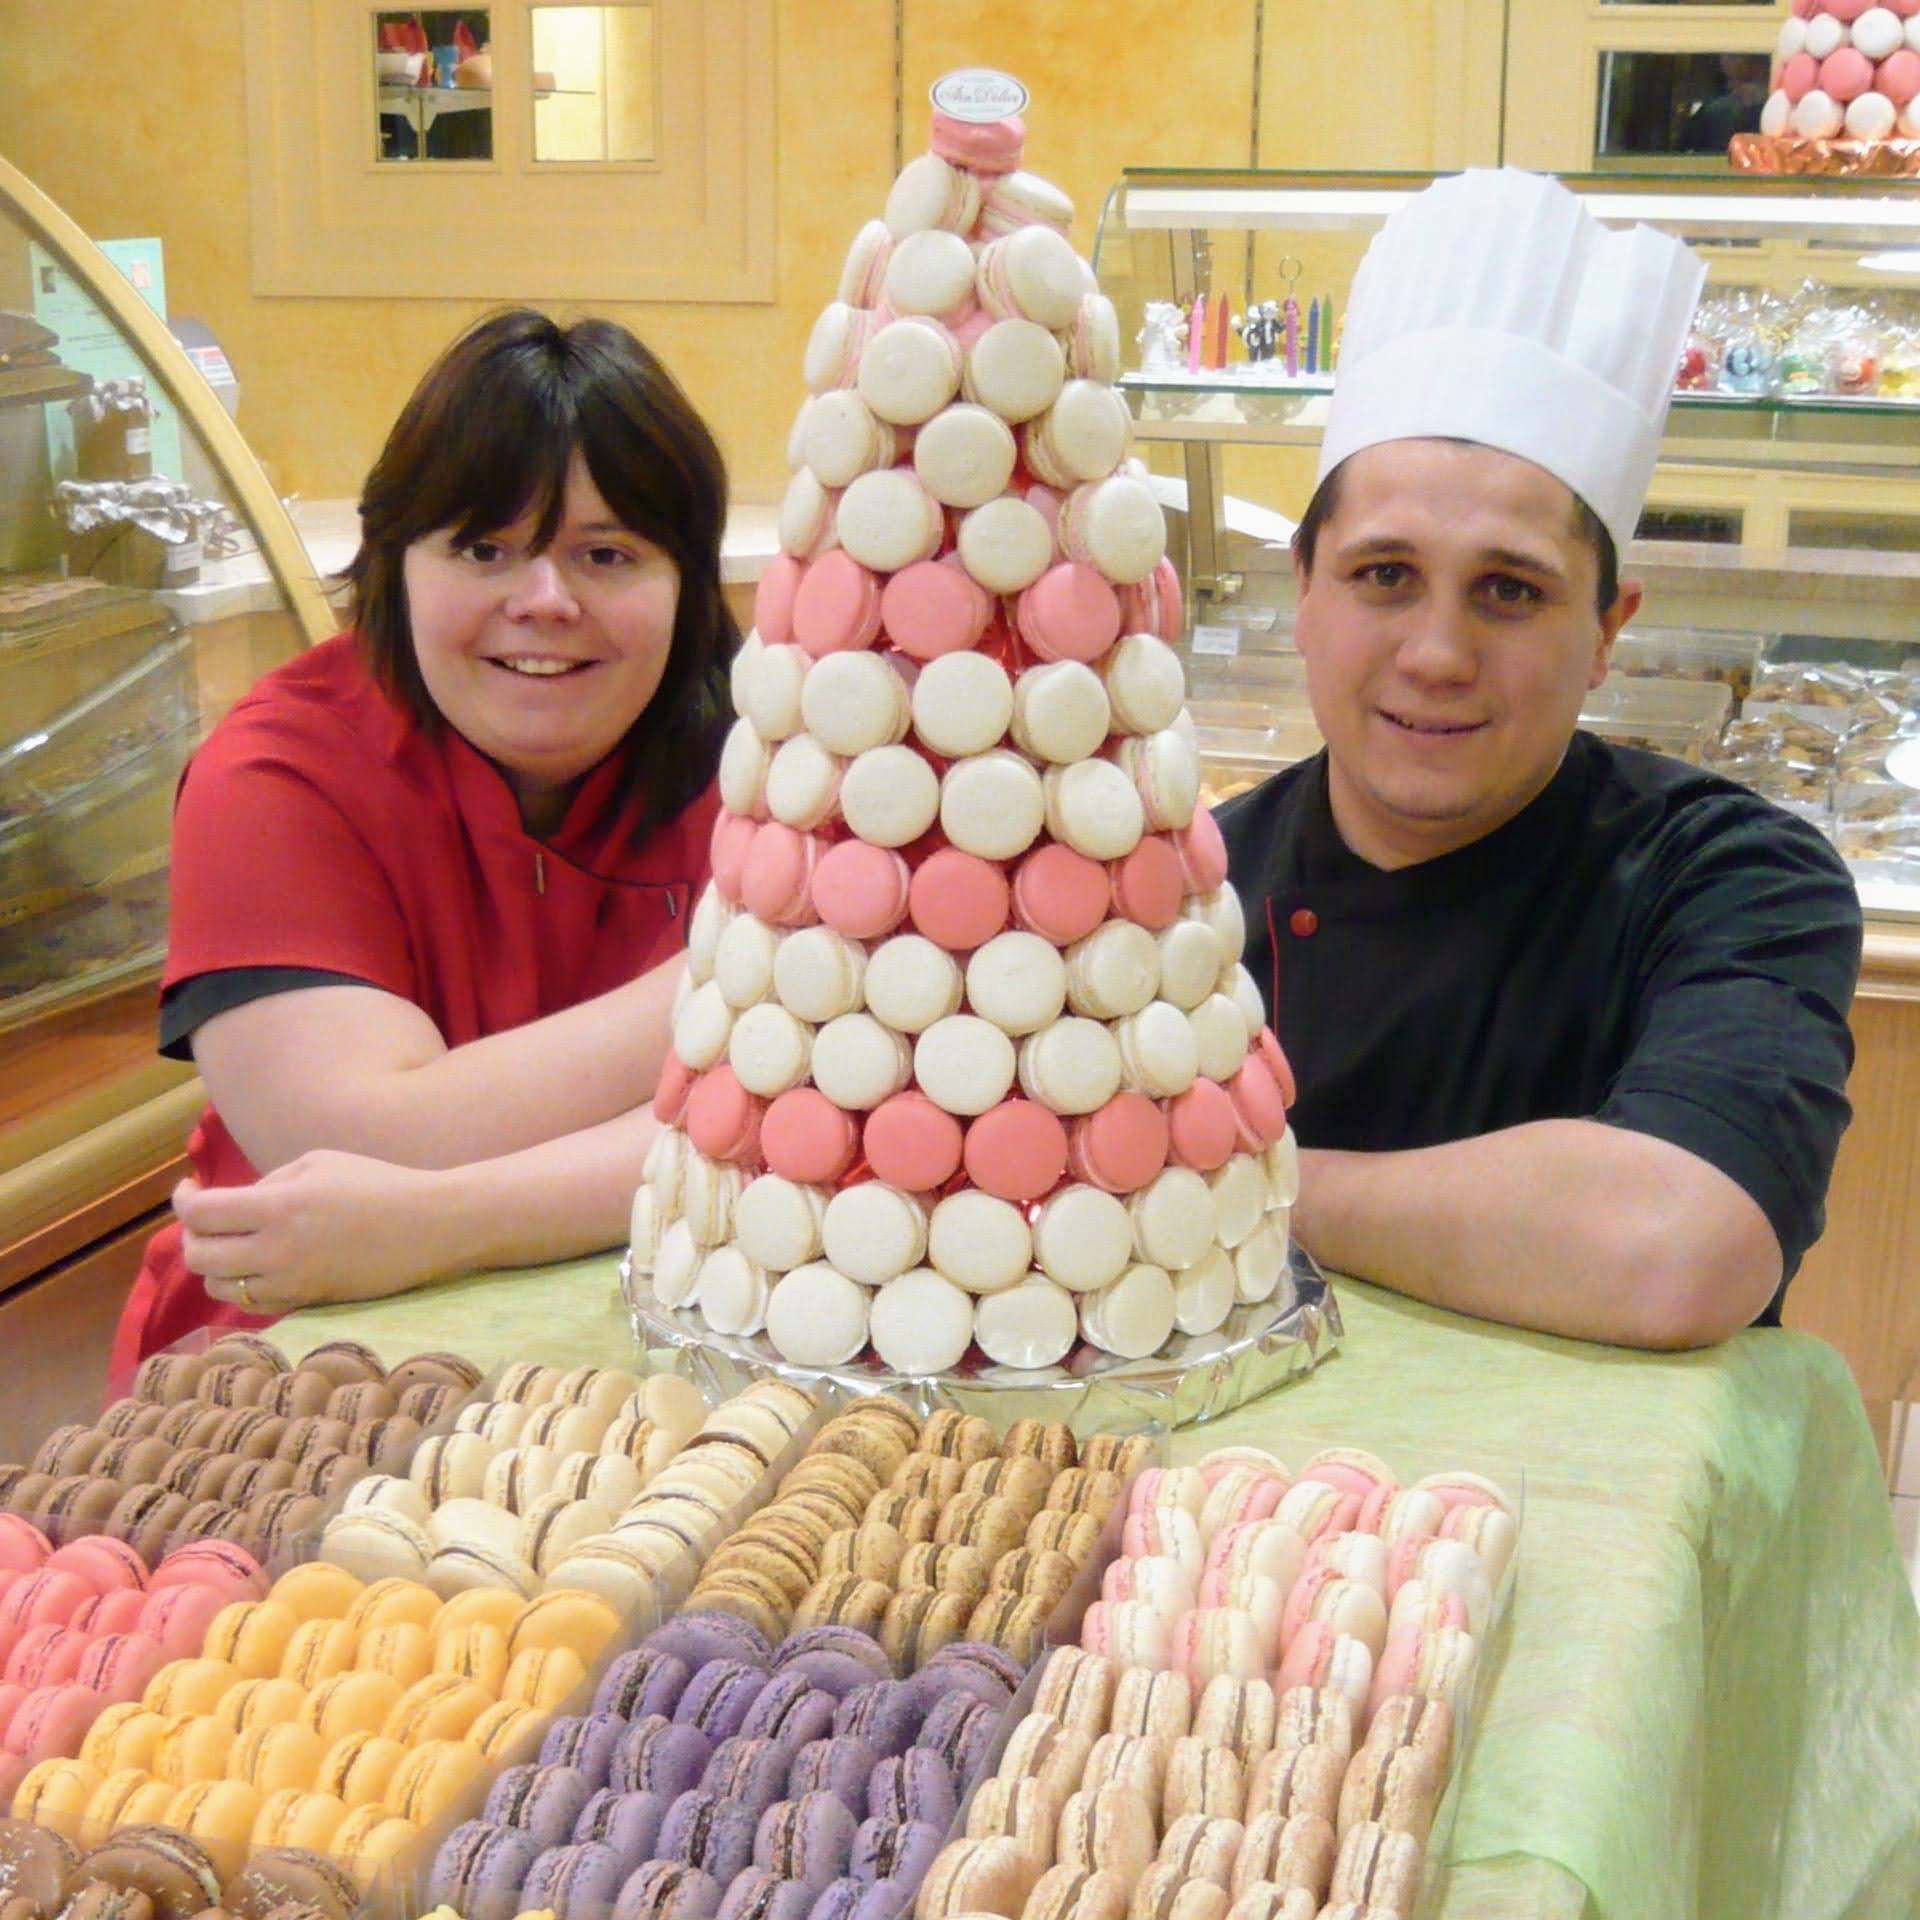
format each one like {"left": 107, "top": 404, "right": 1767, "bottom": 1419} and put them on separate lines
{"left": 1216, "top": 733, "right": 1863, "bottom": 1322}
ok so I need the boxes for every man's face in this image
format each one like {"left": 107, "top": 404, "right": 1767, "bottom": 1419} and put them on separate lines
{"left": 1293, "top": 440, "right": 1639, "bottom": 870}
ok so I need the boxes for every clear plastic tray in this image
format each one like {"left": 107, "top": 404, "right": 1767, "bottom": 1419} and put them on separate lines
{"left": 1580, "top": 672, "right": 1732, "bottom": 764}
{"left": 621, "top": 1240, "right": 1341, "bottom": 1439}
{"left": 1612, "top": 624, "right": 1766, "bottom": 703}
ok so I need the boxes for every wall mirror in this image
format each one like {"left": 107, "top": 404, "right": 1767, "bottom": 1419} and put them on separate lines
{"left": 374, "top": 8, "right": 495, "bottom": 162}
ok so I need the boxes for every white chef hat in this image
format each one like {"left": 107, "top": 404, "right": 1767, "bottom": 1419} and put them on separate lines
{"left": 1316, "top": 169, "right": 1705, "bottom": 558}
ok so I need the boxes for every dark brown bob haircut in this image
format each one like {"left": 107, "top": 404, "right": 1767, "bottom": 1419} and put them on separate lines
{"left": 1293, "top": 446, "right": 1620, "bottom": 617}
{"left": 345, "top": 308, "right": 735, "bottom": 839}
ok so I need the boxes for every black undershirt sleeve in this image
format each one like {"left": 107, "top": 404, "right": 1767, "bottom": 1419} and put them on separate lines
{"left": 159, "top": 967, "right": 384, "bottom": 1062}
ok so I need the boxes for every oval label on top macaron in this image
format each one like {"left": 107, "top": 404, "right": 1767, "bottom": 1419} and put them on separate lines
{"left": 931, "top": 68, "right": 1030, "bottom": 122}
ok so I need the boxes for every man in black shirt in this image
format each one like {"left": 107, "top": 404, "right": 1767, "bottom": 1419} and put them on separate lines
{"left": 1218, "top": 172, "right": 1862, "bottom": 1349}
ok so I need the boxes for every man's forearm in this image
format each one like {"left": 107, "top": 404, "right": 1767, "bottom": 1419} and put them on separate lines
{"left": 1292, "top": 1118, "right": 1781, "bottom": 1349}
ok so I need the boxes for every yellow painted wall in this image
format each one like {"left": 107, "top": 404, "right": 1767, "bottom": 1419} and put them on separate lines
{"left": 0, "top": 0, "right": 1465, "bottom": 517}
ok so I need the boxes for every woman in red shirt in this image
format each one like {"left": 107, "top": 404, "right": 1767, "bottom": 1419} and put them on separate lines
{"left": 111, "top": 310, "right": 732, "bottom": 1386}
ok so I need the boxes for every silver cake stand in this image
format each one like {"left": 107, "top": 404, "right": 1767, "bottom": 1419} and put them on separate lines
{"left": 619, "top": 1245, "right": 1340, "bottom": 1438}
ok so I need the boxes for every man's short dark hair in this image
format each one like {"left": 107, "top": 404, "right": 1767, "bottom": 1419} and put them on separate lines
{"left": 1292, "top": 447, "right": 1621, "bottom": 616}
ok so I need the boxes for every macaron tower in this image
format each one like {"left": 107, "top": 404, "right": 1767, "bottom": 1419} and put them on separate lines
{"left": 632, "top": 98, "right": 1300, "bottom": 1378}
{"left": 1747, "top": 0, "right": 1920, "bottom": 161}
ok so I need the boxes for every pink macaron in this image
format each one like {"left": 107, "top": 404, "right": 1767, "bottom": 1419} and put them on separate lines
{"left": 812, "top": 840, "right": 912, "bottom": 940}
{"left": 1016, "top": 562, "right": 1123, "bottom": 665}
{"left": 1011, "top": 843, "right": 1110, "bottom": 946}
{"left": 881, "top": 556, "right": 993, "bottom": 661}
{"left": 793, "top": 550, "right": 885, "bottom": 658}
{"left": 46, "top": 1537, "right": 148, "bottom": 1596}
{"left": 0, "top": 1520, "right": 50, "bottom": 1579}
{"left": 1166, "top": 1081, "right": 1237, "bottom": 1173}
{"left": 69, "top": 1590, "right": 148, "bottom": 1639}
{"left": 761, "top": 1088, "right": 861, "bottom": 1185}
{"left": 4, "top": 1626, "right": 86, "bottom": 1690}
{"left": 4, "top": 1682, "right": 100, "bottom": 1761}
{"left": 0, "top": 1571, "right": 93, "bottom": 1638}
{"left": 930, "top": 109, "right": 1025, "bottom": 175}
{"left": 962, "top": 1099, "right": 1070, "bottom": 1204}
{"left": 1253, "top": 1030, "right": 1296, "bottom": 1110}
{"left": 864, "top": 1092, "right": 966, "bottom": 1192}
{"left": 754, "top": 554, "right": 805, "bottom": 648}
{"left": 742, "top": 823, "right": 826, "bottom": 928}
{"left": 1878, "top": 49, "right": 1920, "bottom": 103}
{"left": 1819, "top": 44, "right": 1875, "bottom": 98}
{"left": 1226, "top": 1057, "right": 1289, "bottom": 1150}
{"left": 653, "top": 1051, "right": 697, "bottom": 1127}
{"left": 73, "top": 1633, "right": 169, "bottom": 1706}
{"left": 1174, "top": 811, "right": 1229, "bottom": 895}
{"left": 1067, "top": 1092, "right": 1171, "bottom": 1196}
{"left": 709, "top": 809, "right": 759, "bottom": 906}
{"left": 1118, "top": 557, "right": 1183, "bottom": 642}
{"left": 134, "top": 1581, "right": 234, "bottom": 1661}
{"left": 1109, "top": 836, "right": 1184, "bottom": 932}
{"left": 684, "top": 1066, "right": 767, "bottom": 1165}
{"left": 1779, "top": 49, "right": 1819, "bottom": 100}
{"left": 907, "top": 847, "right": 1011, "bottom": 950}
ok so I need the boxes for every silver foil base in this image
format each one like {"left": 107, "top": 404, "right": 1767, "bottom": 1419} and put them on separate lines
{"left": 618, "top": 1242, "right": 1340, "bottom": 1438}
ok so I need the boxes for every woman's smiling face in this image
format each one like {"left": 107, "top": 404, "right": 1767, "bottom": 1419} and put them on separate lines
{"left": 1293, "top": 439, "right": 1638, "bottom": 870}
{"left": 402, "top": 453, "right": 681, "bottom": 821}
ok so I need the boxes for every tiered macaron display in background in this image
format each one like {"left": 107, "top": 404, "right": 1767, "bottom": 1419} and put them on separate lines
{"left": 908, "top": 1442, "right": 1516, "bottom": 1919}
{"left": 317, "top": 1362, "right": 731, "bottom": 1601}
{"left": 631, "top": 90, "right": 1302, "bottom": 1380}
{"left": 0, "top": 1819, "right": 365, "bottom": 1920}
{"left": 0, "top": 1336, "right": 483, "bottom": 1567}
{"left": 1756, "top": 0, "right": 1920, "bottom": 150}
{"left": 8, "top": 1545, "right": 626, "bottom": 1887}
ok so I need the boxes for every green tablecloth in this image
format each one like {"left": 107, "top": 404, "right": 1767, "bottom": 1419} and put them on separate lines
{"left": 278, "top": 1262, "right": 1920, "bottom": 1920}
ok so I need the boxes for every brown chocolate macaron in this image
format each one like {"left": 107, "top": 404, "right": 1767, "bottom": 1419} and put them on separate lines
{"left": 1001, "top": 1418, "right": 1078, "bottom": 1476}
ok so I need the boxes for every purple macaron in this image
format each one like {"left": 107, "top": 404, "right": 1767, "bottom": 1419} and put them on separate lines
{"left": 913, "top": 1642, "right": 1022, "bottom": 1710}
{"left": 740, "top": 1672, "right": 838, "bottom": 1754}
{"left": 647, "top": 1610, "right": 773, "bottom": 1672}
{"left": 702, "top": 1735, "right": 795, "bottom": 1817}
{"left": 428, "top": 1821, "right": 543, "bottom": 1920}
{"left": 807, "top": 1879, "right": 911, "bottom": 1920}
{"left": 675, "top": 1659, "right": 771, "bottom": 1741}
{"left": 522, "top": 1839, "right": 629, "bottom": 1920}
{"left": 786, "top": 1736, "right": 879, "bottom": 1820}
{"left": 847, "top": 1819, "right": 945, "bottom": 1890}
{"left": 613, "top": 1860, "right": 722, "bottom": 1920}
{"left": 486, "top": 1765, "right": 598, "bottom": 1847}
{"left": 542, "top": 1713, "right": 630, "bottom": 1785}
{"left": 659, "top": 1787, "right": 759, "bottom": 1884}
{"left": 718, "top": 1871, "right": 817, "bottom": 1920}
{"left": 867, "top": 1749, "right": 955, "bottom": 1832}
{"left": 597, "top": 1647, "right": 695, "bottom": 1721}
{"left": 830, "top": 1681, "right": 922, "bottom": 1759}
{"left": 573, "top": 1788, "right": 671, "bottom": 1873}
{"left": 917, "top": 1692, "right": 1000, "bottom": 1785}
{"left": 771, "top": 1627, "right": 893, "bottom": 1699}
{"left": 612, "top": 1714, "right": 714, "bottom": 1799}
{"left": 753, "top": 1792, "right": 860, "bottom": 1891}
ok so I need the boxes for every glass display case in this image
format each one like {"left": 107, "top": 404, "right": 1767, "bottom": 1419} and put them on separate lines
{"left": 1091, "top": 167, "right": 1920, "bottom": 917}
{"left": 0, "top": 153, "right": 334, "bottom": 1281}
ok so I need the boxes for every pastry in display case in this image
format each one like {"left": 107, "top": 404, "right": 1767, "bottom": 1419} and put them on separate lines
{"left": 0, "top": 153, "right": 333, "bottom": 1289}
{"left": 1088, "top": 166, "right": 1920, "bottom": 916}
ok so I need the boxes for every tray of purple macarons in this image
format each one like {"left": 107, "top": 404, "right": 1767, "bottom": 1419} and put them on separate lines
{"left": 621, "top": 1241, "right": 1339, "bottom": 1438}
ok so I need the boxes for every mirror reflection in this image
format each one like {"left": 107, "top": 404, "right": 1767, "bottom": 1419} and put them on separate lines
{"left": 375, "top": 9, "right": 495, "bottom": 163}
{"left": 532, "top": 6, "right": 656, "bottom": 164}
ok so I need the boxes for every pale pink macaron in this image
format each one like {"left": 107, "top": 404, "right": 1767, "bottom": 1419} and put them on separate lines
{"left": 1122, "top": 1506, "right": 1205, "bottom": 1579}
{"left": 740, "top": 822, "right": 825, "bottom": 928}
{"left": 930, "top": 110, "right": 1025, "bottom": 175}
{"left": 812, "top": 839, "right": 912, "bottom": 940}
{"left": 1016, "top": 562, "right": 1123, "bottom": 665}
{"left": 1175, "top": 810, "right": 1230, "bottom": 895}
{"left": 708, "top": 810, "right": 759, "bottom": 905}
{"left": 1067, "top": 1090, "right": 1171, "bottom": 1196}
{"left": 1082, "top": 1599, "right": 1172, "bottom": 1672}
{"left": 1779, "top": 49, "right": 1818, "bottom": 100}
{"left": 880, "top": 556, "right": 994, "bottom": 661}
{"left": 1167, "top": 1080, "right": 1237, "bottom": 1174}
{"left": 1296, "top": 1448, "right": 1398, "bottom": 1503}
{"left": 1881, "top": 51, "right": 1920, "bottom": 106}
{"left": 1205, "top": 1520, "right": 1308, "bottom": 1596}
{"left": 1109, "top": 835, "right": 1184, "bottom": 931}
{"left": 962, "top": 1098, "right": 1070, "bottom": 1203}
{"left": 863, "top": 1091, "right": 966, "bottom": 1192}
{"left": 1118, "top": 556, "right": 1184, "bottom": 643}
{"left": 1275, "top": 1624, "right": 1373, "bottom": 1726}
{"left": 1103, "top": 1554, "right": 1197, "bottom": 1617}
{"left": 1202, "top": 1469, "right": 1289, "bottom": 1535}
{"left": 761, "top": 1087, "right": 861, "bottom": 1185}
{"left": 792, "top": 550, "right": 885, "bottom": 659}
{"left": 1011, "top": 842, "right": 1110, "bottom": 946}
{"left": 684, "top": 1065, "right": 767, "bottom": 1165}
{"left": 1274, "top": 1479, "right": 1362, "bottom": 1545}
{"left": 1227, "top": 1056, "right": 1290, "bottom": 1151}
{"left": 1171, "top": 1608, "right": 1268, "bottom": 1687}
{"left": 754, "top": 553, "right": 805, "bottom": 648}
{"left": 1279, "top": 1569, "right": 1388, "bottom": 1663}
{"left": 906, "top": 846, "right": 1011, "bottom": 950}
{"left": 1819, "top": 44, "right": 1875, "bottom": 98}
{"left": 1194, "top": 1572, "right": 1286, "bottom": 1653}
